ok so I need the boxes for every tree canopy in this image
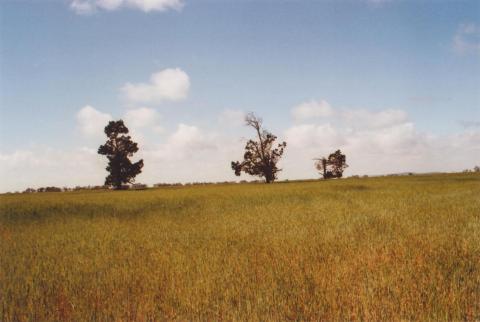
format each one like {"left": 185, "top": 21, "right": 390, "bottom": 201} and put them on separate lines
{"left": 315, "top": 149, "right": 348, "bottom": 179}
{"left": 98, "top": 120, "right": 144, "bottom": 189}
{"left": 231, "top": 113, "right": 286, "bottom": 183}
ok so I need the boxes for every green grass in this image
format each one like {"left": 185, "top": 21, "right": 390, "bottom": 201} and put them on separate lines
{"left": 1, "top": 173, "right": 479, "bottom": 321}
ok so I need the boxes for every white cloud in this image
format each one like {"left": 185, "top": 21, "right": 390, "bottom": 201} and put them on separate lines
{"left": 148, "top": 123, "right": 216, "bottom": 160}
{"left": 291, "top": 99, "right": 408, "bottom": 129}
{"left": 76, "top": 105, "right": 112, "bottom": 138}
{"left": 137, "top": 123, "right": 243, "bottom": 184}
{"left": 282, "top": 99, "right": 479, "bottom": 179}
{"left": 98, "top": 0, "right": 124, "bottom": 10}
{"left": 283, "top": 125, "right": 479, "bottom": 180}
{"left": 292, "top": 100, "right": 333, "bottom": 121}
{"left": 453, "top": 23, "right": 480, "bottom": 55}
{"left": 70, "top": 0, "right": 96, "bottom": 14}
{"left": 70, "top": 0, "right": 183, "bottom": 14}
{"left": 286, "top": 101, "right": 417, "bottom": 155}
{"left": 125, "top": 0, "right": 183, "bottom": 12}
{"left": 122, "top": 68, "right": 190, "bottom": 105}
{"left": 168, "top": 124, "right": 203, "bottom": 146}
{"left": 348, "top": 122, "right": 425, "bottom": 155}
{"left": 124, "top": 107, "right": 159, "bottom": 128}
{"left": 285, "top": 123, "right": 344, "bottom": 149}
{"left": 76, "top": 105, "right": 161, "bottom": 150}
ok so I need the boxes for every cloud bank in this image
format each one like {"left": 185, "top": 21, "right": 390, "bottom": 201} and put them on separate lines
{"left": 1, "top": 99, "right": 479, "bottom": 192}
{"left": 282, "top": 100, "right": 478, "bottom": 180}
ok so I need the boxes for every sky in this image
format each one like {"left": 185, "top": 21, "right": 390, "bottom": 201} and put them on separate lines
{"left": 0, "top": 0, "right": 479, "bottom": 192}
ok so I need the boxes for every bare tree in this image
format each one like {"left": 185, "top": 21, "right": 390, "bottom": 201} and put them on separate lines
{"left": 231, "top": 113, "right": 286, "bottom": 183}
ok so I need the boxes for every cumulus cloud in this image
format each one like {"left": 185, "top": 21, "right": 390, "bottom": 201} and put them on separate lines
{"left": 122, "top": 68, "right": 190, "bottom": 105}
{"left": 70, "top": 0, "right": 96, "bottom": 14}
{"left": 76, "top": 105, "right": 112, "bottom": 137}
{"left": 285, "top": 123, "right": 344, "bottom": 149}
{"left": 147, "top": 123, "right": 216, "bottom": 160}
{"left": 292, "top": 100, "right": 333, "bottom": 121}
{"left": 76, "top": 105, "right": 161, "bottom": 149}
{"left": 70, "top": 0, "right": 184, "bottom": 14}
{"left": 135, "top": 123, "right": 244, "bottom": 184}
{"left": 286, "top": 100, "right": 418, "bottom": 154}
{"left": 453, "top": 23, "right": 480, "bottom": 55}
{"left": 291, "top": 99, "right": 408, "bottom": 129}
{"left": 282, "top": 99, "right": 479, "bottom": 179}
{"left": 350, "top": 122, "right": 425, "bottom": 155}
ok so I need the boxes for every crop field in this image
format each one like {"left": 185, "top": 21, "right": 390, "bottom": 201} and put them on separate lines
{"left": 0, "top": 173, "right": 479, "bottom": 321}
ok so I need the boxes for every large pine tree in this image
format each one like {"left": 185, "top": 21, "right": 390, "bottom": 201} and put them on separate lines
{"left": 98, "top": 120, "right": 144, "bottom": 189}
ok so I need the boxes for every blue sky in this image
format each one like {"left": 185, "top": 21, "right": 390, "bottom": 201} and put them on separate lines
{"left": 0, "top": 0, "right": 479, "bottom": 191}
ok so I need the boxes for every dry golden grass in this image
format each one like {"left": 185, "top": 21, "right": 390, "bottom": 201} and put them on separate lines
{"left": 1, "top": 173, "right": 479, "bottom": 321}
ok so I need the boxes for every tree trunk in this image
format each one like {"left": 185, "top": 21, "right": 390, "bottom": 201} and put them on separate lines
{"left": 322, "top": 158, "right": 327, "bottom": 179}
{"left": 265, "top": 170, "right": 274, "bottom": 183}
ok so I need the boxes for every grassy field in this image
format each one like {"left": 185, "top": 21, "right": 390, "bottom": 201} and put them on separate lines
{"left": 1, "top": 173, "right": 479, "bottom": 321}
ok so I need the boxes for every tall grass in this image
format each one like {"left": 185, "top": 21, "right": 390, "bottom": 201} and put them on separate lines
{"left": 1, "top": 173, "right": 479, "bottom": 321}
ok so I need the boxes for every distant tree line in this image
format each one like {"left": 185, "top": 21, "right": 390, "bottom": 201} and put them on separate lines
{"left": 21, "top": 180, "right": 269, "bottom": 194}
{"left": 463, "top": 166, "right": 480, "bottom": 173}
{"left": 22, "top": 185, "right": 109, "bottom": 194}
